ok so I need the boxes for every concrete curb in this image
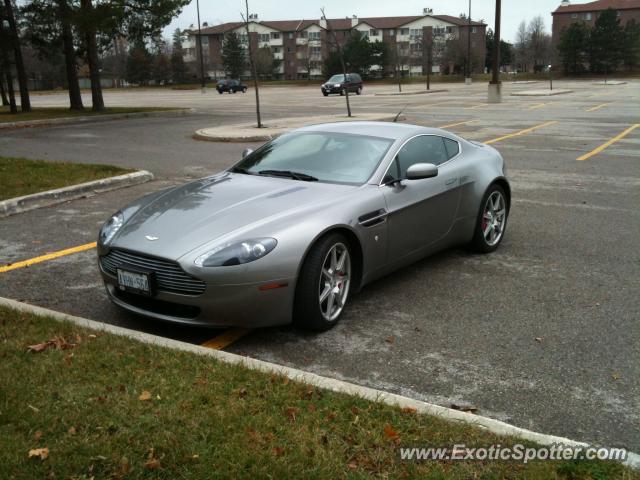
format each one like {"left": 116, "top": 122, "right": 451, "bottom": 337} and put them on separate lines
{"left": 1, "top": 296, "right": 637, "bottom": 470}
{"left": 374, "top": 89, "right": 448, "bottom": 97}
{"left": 511, "top": 89, "right": 573, "bottom": 97}
{"left": 194, "top": 114, "right": 402, "bottom": 143}
{"left": 0, "top": 108, "right": 194, "bottom": 130}
{"left": 0, "top": 170, "right": 154, "bottom": 218}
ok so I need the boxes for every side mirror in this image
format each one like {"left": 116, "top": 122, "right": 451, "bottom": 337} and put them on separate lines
{"left": 406, "top": 163, "right": 438, "bottom": 180}
{"left": 242, "top": 148, "right": 254, "bottom": 158}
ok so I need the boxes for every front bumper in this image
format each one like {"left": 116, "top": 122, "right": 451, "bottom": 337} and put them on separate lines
{"left": 100, "top": 263, "right": 295, "bottom": 328}
{"left": 321, "top": 86, "right": 342, "bottom": 94}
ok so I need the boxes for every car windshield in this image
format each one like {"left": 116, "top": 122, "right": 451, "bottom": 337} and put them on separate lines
{"left": 328, "top": 74, "right": 347, "bottom": 83}
{"left": 232, "top": 132, "right": 394, "bottom": 185}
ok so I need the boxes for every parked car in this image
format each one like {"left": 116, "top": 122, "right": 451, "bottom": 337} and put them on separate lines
{"left": 98, "top": 122, "right": 510, "bottom": 331}
{"left": 321, "top": 73, "right": 363, "bottom": 96}
{"left": 216, "top": 79, "right": 248, "bottom": 94}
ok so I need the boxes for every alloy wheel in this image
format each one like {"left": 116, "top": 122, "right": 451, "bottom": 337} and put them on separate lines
{"left": 318, "top": 242, "right": 351, "bottom": 322}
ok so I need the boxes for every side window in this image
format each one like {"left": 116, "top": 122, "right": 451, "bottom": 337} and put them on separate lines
{"left": 396, "top": 136, "right": 449, "bottom": 177}
{"left": 443, "top": 138, "right": 459, "bottom": 160}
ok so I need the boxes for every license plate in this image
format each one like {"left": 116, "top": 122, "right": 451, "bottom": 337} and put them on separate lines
{"left": 117, "top": 268, "right": 151, "bottom": 295}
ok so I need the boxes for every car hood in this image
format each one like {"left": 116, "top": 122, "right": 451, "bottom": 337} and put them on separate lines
{"left": 112, "top": 173, "right": 355, "bottom": 260}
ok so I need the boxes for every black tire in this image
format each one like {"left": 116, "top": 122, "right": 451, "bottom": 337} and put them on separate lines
{"left": 356, "top": 87, "right": 362, "bottom": 95}
{"left": 218, "top": 90, "right": 223, "bottom": 94}
{"left": 322, "top": 92, "right": 328, "bottom": 97}
{"left": 339, "top": 89, "right": 345, "bottom": 96}
{"left": 243, "top": 88, "right": 247, "bottom": 93}
{"left": 469, "top": 184, "right": 509, "bottom": 253}
{"left": 293, "top": 233, "right": 352, "bottom": 331}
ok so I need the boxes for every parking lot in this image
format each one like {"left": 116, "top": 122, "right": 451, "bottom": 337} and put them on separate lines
{"left": 1, "top": 79, "right": 638, "bottom": 451}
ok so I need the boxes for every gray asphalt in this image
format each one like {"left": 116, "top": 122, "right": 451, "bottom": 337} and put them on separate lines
{"left": 0, "top": 80, "right": 638, "bottom": 450}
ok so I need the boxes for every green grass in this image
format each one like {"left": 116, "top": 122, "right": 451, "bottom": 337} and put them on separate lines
{"left": 0, "top": 306, "right": 635, "bottom": 479}
{"left": 0, "top": 106, "right": 178, "bottom": 124}
{"left": 0, "top": 157, "right": 132, "bottom": 201}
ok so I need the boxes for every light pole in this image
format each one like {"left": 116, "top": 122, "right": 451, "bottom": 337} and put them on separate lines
{"left": 488, "top": 0, "right": 502, "bottom": 103}
{"left": 548, "top": 64, "right": 553, "bottom": 90}
{"left": 465, "top": 0, "right": 472, "bottom": 85}
{"left": 196, "top": 0, "right": 206, "bottom": 92}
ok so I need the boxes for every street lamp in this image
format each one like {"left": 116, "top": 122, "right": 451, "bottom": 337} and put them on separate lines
{"left": 488, "top": 0, "right": 502, "bottom": 103}
{"left": 196, "top": 0, "right": 206, "bottom": 92}
{"left": 548, "top": 65, "right": 553, "bottom": 90}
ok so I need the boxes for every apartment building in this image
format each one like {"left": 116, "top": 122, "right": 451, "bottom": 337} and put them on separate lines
{"left": 552, "top": 0, "right": 640, "bottom": 44}
{"left": 183, "top": 9, "right": 486, "bottom": 80}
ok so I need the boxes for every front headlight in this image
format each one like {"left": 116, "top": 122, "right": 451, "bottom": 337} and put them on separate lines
{"left": 99, "top": 211, "right": 124, "bottom": 246}
{"left": 194, "top": 238, "right": 277, "bottom": 267}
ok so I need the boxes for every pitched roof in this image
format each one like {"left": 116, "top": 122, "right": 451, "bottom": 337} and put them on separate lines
{"left": 191, "top": 13, "right": 486, "bottom": 35}
{"left": 552, "top": 0, "right": 640, "bottom": 14}
{"left": 432, "top": 14, "right": 486, "bottom": 26}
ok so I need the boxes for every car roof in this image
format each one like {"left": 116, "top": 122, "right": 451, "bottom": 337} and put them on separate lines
{"left": 295, "top": 121, "right": 446, "bottom": 141}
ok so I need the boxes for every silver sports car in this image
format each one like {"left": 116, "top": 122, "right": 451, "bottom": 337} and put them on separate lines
{"left": 98, "top": 122, "right": 510, "bottom": 331}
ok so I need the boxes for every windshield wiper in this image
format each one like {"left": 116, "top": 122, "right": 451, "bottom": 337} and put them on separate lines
{"left": 258, "top": 170, "right": 318, "bottom": 182}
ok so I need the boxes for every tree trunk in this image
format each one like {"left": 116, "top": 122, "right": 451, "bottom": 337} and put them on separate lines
{"left": 0, "top": 27, "right": 17, "bottom": 113}
{"left": 58, "top": 0, "right": 84, "bottom": 110}
{"left": 80, "top": 0, "right": 104, "bottom": 111}
{"left": 3, "top": 0, "right": 30, "bottom": 111}
{"left": 0, "top": 70, "right": 9, "bottom": 106}
{"left": 244, "top": 0, "right": 262, "bottom": 128}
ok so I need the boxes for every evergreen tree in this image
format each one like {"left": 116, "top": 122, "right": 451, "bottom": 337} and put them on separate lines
{"left": 221, "top": 32, "right": 245, "bottom": 79}
{"left": 621, "top": 19, "right": 640, "bottom": 71}
{"left": 557, "top": 22, "right": 590, "bottom": 74}
{"left": 126, "top": 42, "right": 153, "bottom": 85}
{"left": 589, "top": 8, "right": 624, "bottom": 73}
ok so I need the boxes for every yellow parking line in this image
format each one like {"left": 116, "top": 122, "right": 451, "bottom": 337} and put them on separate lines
{"left": 586, "top": 103, "right": 609, "bottom": 112}
{"left": 484, "top": 121, "right": 558, "bottom": 145}
{"left": 528, "top": 103, "right": 547, "bottom": 110}
{"left": 201, "top": 328, "right": 251, "bottom": 350}
{"left": 0, "top": 242, "right": 97, "bottom": 273}
{"left": 464, "top": 103, "right": 489, "bottom": 110}
{"left": 438, "top": 120, "right": 477, "bottom": 129}
{"left": 577, "top": 124, "right": 640, "bottom": 161}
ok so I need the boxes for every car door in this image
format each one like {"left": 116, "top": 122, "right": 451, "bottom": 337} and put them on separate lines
{"left": 381, "top": 135, "right": 463, "bottom": 262}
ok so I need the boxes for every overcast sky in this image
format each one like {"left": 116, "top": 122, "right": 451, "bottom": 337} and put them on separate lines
{"left": 164, "top": 0, "right": 567, "bottom": 43}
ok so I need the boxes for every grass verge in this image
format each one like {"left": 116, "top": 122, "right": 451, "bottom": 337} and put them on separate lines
{"left": 0, "top": 106, "right": 178, "bottom": 124}
{"left": 0, "top": 306, "right": 635, "bottom": 479}
{"left": 0, "top": 157, "right": 132, "bottom": 201}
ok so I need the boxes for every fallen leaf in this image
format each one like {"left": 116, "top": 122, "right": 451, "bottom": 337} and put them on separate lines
{"left": 27, "top": 343, "right": 49, "bottom": 353}
{"left": 385, "top": 335, "right": 395, "bottom": 344}
{"left": 88, "top": 334, "right": 97, "bottom": 339}
{"left": 145, "top": 458, "right": 161, "bottom": 470}
{"left": 27, "top": 404, "right": 40, "bottom": 412}
{"left": 401, "top": 407, "right": 417, "bottom": 414}
{"left": 272, "top": 446, "right": 285, "bottom": 457}
{"left": 327, "top": 411, "right": 337, "bottom": 421}
{"left": 347, "top": 462, "right": 358, "bottom": 470}
{"left": 285, "top": 407, "right": 299, "bottom": 422}
{"left": 350, "top": 406, "right": 359, "bottom": 415}
{"left": 138, "top": 390, "right": 152, "bottom": 401}
{"left": 34, "top": 430, "right": 43, "bottom": 440}
{"left": 68, "top": 426, "right": 77, "bottom": 435}
{"left": 612, "top": 373, "right": 620, "bottom": 380}
{"left": 535, "top": 337, "right": 543, "bottom": 343}
{"left": 28, "top": 447, "right": 49, "bottom": 460}
{"left": 384, "top": 424, "right": 399, "bottom": 439}
{"left": 238, "top": 388, "right": 248, "bottom": 398}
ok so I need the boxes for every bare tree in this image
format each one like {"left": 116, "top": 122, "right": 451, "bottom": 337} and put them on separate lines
{"left": 527, "top": 16, "right": 551, "bottom": 72}
{"left": 321, "top": 7, "right": 351, "bottom": 117}
{"left": 515, "top": 20, "right": 529, "bottom": 71}
{"left": 3, "top": 0, "right": 30, "bottom": 111}
{"left": 241, "top": 0, "right": 262, "bottom": 127}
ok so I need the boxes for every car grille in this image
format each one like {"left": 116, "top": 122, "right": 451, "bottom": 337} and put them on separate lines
{"left": 100, "top": 249, "right": 206, "bottom": 296}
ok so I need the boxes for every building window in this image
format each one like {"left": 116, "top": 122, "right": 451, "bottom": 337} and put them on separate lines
{"left": 409, "top": 28, "right": 422, "bottom": 38}
{"left": 201, "top": 36, "right": 209, "bottom": 46}
{"left": 389, "top": 29, "right": 395, "bottom": 36}
{"left": 238, "top": 34, "right": 248, "bottom": 44}
{"left": 273, "top": 47, "right": 281, "bottom": 53}
{"left": 287, "top": 46, "right": 292, "bottom": 53}
{"left": 571, "top": 13, "right": 578, "bottom": 18}
{"left": 472, "top": 26, "right": 477, "bottom": 33}
{"left": 299, "top": 30, "right": 308, "bottom": 38}
{"left": 288, "top": 32, "right": 294, "bottom": 39}
{"left": 399, "top": 28, "right": 409, "bottom": 36}
{"left": 271, "top": 32, "right": 280, "bottom": 39}
{"left": 309, "top": 31, "right": 321, "bottom": 40}
{"left": 370, "top": 29, "right": 380, "bottom": 37}
{"left": 584, "top": 12, "right": 592, "bottom": 20}
{"left": 259, "top": 34, "right": 270, "bottom": 43}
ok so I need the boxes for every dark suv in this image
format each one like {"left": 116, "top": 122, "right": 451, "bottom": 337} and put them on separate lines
{"left": 216, "top": 79, "right": 248, "bottom": 94}
{"left": 321, "top": 73, "right": 363, "bottom": 96}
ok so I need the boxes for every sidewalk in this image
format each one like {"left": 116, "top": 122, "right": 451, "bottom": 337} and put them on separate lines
{"left": 194, "top": 113, "right": 401, "bottom": 142}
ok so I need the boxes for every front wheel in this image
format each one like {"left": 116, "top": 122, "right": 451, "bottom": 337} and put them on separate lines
{"left": 243, "top": 88, "right": 247, "bottom": 93}
{"left": 294, "top": 233, "right": 352, "bottom": 331}
{"left": 322, "top": 92, "right": 328, "bottom": 97}
{"left": 356, "top": 87, "right": 362, "bottom": 95}
{"left": 470, "top": 184, "right": 509, "bottom": 253}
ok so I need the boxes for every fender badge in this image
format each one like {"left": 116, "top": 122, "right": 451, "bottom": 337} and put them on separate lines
{"left": 145, "top": 235, "right": 159, "bottom": 241}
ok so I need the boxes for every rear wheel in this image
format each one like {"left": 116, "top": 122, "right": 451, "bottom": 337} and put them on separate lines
{"left": 294, "top": 233, "right": 352, "bottom": 331}
{"left": 470, "top": 184, "right": 508, "bottom": 253}
{"left": 339, "top": 89, "right": 345, "bottom": 96}
{"left": 356, "top": 87, "right": 362, "bottom": 95}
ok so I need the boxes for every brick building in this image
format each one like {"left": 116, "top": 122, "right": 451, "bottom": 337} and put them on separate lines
{"left": 552, "top": 0, "right": 640, "bottom": 44}
{"left": 183, "top": 9, "right": 486, "bottom": 80}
